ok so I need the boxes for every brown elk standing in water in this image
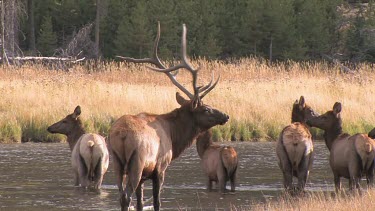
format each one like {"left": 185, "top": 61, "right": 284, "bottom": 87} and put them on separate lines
{"left": 47, "top": 106, "right": 109, "bottom": 189}
{"left": 196, "top": 130, "right": 238, "bottom": 193}
{"left": 110, "top": 23, "right": 229, "bottom": 211}
{"left": 276, "top": 96, "right": 319, "bottom": 193}
{"left": 307, "top": 102, "right": 375, "bottom": 192}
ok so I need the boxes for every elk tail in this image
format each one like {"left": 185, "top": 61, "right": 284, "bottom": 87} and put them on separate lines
{"left": 220, "top": 146, "right": 238, "bottom": 178}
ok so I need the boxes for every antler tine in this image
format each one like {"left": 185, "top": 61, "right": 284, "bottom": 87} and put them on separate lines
{"left": 199, "top": 74, "right": 220, "bottom": 99}
{"left": 198, "top": 72, "right": 214, "bottom": 93}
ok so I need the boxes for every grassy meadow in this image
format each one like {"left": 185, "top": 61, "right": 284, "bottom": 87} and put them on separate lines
{"left": 0, "top": 58, "right": 375, "bottom": 143}
{"left": 251, "top": 189, "right": 375, "bottom": 211}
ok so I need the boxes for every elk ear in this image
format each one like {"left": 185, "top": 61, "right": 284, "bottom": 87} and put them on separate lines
{"left": 176, "top": 92, "right": 189, "bottom": 105}
{"left": 332, "top": 102, "right": 342, "bottom": 117}
{"left": 72, "top": 106, "right": 81, "bottom": 119}
{"left": 298, "top": 96, "right": 305, "bottom": 110}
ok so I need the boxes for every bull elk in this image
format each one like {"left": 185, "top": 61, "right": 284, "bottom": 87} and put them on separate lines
{"left": 276, "top": 96, "right": 318, "bottom": 193}
{"left": 111, "top": 23, "right": 229, "bottom": 211}
{"left": 47, "top": 106, "right": 109, "bottom": 189}
{"left": 307, "top": 102, "right": 375, "bottom": 192}
{"left": 196, "top": 129, "right": 238, "bottom": 193}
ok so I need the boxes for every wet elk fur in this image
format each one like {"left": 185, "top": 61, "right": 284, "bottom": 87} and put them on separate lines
{"left": 276, "top": 96, "right": 318, "bottom": 192}
{"left": 47, "top": 106, "right": 109, "bottom": 189}
{"left": 196, "top": 130, "right": 238, "bottom": 192}
{"left": 111, "top": 23, "right": 229, "bottom": 211}
{"left": 307, "top": 102, "right": 375, "bottom": 192}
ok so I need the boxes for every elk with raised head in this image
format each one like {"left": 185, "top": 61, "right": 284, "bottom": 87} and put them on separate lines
{"left": 47, "top": 106, "right": 109, "bottom": 189}
{"left": 307, "top": 102, "right": 375, "bottom": 192}
{"left": 276, "top": 96, "right": 318, "bottom": 193}
{"left": 111, "top": 23, "right": 229, "bottom": 211}
{"left": 196, "top": 129, "right": 238, "bottom": 193}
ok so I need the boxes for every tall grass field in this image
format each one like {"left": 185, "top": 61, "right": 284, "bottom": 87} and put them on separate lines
{"left": 0, "top": 58, "right": 374, "bottom": 143}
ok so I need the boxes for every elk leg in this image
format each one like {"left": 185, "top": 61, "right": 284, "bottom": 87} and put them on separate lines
{"left": 78, "top": 155, "right": 89, "bottom": 188}
{"left": 277, "top": 144, "right": 293, "bottom": 191}
{"left": 282, "top": 166, "right": 293, "bottom": 192}
{"left": 112, "top": 152, "right": 125, "bottom": 192}
{"left": 206, "top": 178, "right": 213, "bottom": 191}
{"left": 367, "top": 166, "right": 374, "bottom": 188}
{"left": 136, "top": 182, "right": 144, "bottom": 211}
{"left": 230, "top": 168, "right": 237, "bottom": 192}
{"left": 73, "top": 169, "right": 79, "bottom": 187}
{"left": 152, "top": 171, "right": 165, "bottom": 211}
{"left": 122, "top": 155, "right": 143, "bottom": 211}
{"left": 93, "top": 158, "right": 103, "bottom": 189}
{"left": 334, "top": 174, "right": 341, "bottom": 193}
{"left": 297, "top": 156, "right": 310, "bottom": 192}
{"left": 217, "top": 165, "right": 227, "bottom": 193}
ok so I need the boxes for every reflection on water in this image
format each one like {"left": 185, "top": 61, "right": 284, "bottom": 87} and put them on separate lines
{"left": 0, "top": 142, "right": 333, "bottom": 210}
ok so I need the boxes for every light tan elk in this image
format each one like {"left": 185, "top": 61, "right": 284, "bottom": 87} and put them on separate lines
{"left": 111, "top": 23, "right": 229, "bottom": 211}
{"left": 276, "top": 96, "right": 318, "bottom": 193}
{"left": 47, "top": 106, "right": 109, "bottom": 189}
{"left": 196, "top": 130, "right": 238, "bottom": 193}
{"left": 307, "top": 102, "right": 375, "bottom": 192}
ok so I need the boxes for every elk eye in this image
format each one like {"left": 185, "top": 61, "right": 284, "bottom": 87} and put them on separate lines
{"left": 204, "top": 108, "right": 210, "bottom": 113}
{"left": 62, "top": 120, "right": 67, "bottom": 123}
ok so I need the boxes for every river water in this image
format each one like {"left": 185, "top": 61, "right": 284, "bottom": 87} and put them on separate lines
{"left": 0, "top": 142, "right": 335, "bottom": 210}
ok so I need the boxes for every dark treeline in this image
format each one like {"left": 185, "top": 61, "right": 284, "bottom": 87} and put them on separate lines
{"left": 3, "top": 0, "right": 375, "bottom": 62}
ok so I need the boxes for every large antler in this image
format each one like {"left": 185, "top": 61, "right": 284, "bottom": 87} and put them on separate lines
{"left": 116, "top": 22, "right": 219, "bottom": 102}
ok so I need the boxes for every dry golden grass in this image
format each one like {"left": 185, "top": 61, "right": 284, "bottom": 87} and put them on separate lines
{"left": 0, "top": 58, "right": 375, "bottom": 143}
{"left": 251, "top": 189, "right": 375, "bottom": 211}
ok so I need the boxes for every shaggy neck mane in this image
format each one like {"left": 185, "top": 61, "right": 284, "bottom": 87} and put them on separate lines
{"left": 324, "top": 118, "right": 343, "bottom": 151}
{"left": 162, "top": 106, "right": 201, "bottom": 160}
{"left": 66, "top": 118, "right": 86, "bottom": 151}
{"left": 196, "top": 130, "right": 213, "bottom": 158}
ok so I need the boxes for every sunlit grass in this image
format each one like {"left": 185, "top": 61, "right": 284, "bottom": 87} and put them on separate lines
{"left": 251, "top": 189, "right": 375, "bottom": 211}
{"left": 0, "top": 58, "right": 374, "bottom": 143}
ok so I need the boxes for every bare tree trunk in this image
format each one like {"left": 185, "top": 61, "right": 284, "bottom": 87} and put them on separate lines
{"left": 27, "top": 0, "right": 35, "bottom": 54}
{"left": 1, "top": 0, "right": 9, "bottom": 65}
{"left": 95, "top": 0, "right": 100, "bottom": 59}
{"left": 269, "top": 35, "right": 273, "bottom": 66}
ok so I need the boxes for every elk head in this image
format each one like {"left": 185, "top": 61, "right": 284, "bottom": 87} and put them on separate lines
{"left": 291, "top": 96, "right": 319, "bottom": 124}
{"left": 47, "top": 106, "right": 83, "bottom": 136}
{"left": 117, "top": 22, "right": 229, "bottom": 130}
{"left": 307, "top": 102, "right": 342, "bottom": 131}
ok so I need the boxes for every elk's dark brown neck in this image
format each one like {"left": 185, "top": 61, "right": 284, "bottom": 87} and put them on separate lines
{"left": 323, "top": 120, "right": 343, "bottom": 151}
{"left": 66, "top": 124, "right": 86, "bottom": 151}
{"left": 196, "top": 131, "right": 213, "bottom": 158}
{"left": 163, "top": 109, "right": 201, "bottom": 160}
{"left": 291, "top": 109, "right": 305, "bottom": 124}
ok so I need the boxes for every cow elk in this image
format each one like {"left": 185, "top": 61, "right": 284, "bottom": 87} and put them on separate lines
{"left": 307, "top": 102, "right": 375, "bottom": 192}
{"left": 47, "top": 106, "right": 109, "bottom": 189}
{"left": 276, "top": 96, "right": 318, "bottom": 194}
{"left": 111, "top": 23, "right": 229, "bottom": 211}
{"left": 196, "top": 130, "right": 238, "bottom": 193}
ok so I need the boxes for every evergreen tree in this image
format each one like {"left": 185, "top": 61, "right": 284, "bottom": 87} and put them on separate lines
{"left": 114, "top": 0, "right": 152, "bottom": 58}
{"left": 37, "top": 15, "right": 57, "bottom": 56}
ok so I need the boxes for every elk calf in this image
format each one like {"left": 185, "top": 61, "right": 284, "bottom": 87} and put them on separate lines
{"left": 276, "top": 96, "right": 318, "bottom": 193}
{"left": 307, "top": 102, "right": 375, "bottom": 192}
{"left": 47, "top": 106, "right": 109, "bottom": 189}
{"left": 196, "top": 130, "right": 238, "bottom": 193}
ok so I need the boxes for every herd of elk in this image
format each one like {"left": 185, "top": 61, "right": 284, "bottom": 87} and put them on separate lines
{"left": 36, "top": 22, "right": 375, "bottom": 211}
{"left": 196, "top": 129, "right": 238, "bottom": 193}
{"left": 276, "top": 96, "right": 318, "bottom": 194}
{"left": 110, "top": 23, "right": 229, "bottom": 211}
{"left": 307, "top": 102, "right": 375, "bottom": 192}
{"left": 47, "top": 106, "right": 109, "bottom": 189}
